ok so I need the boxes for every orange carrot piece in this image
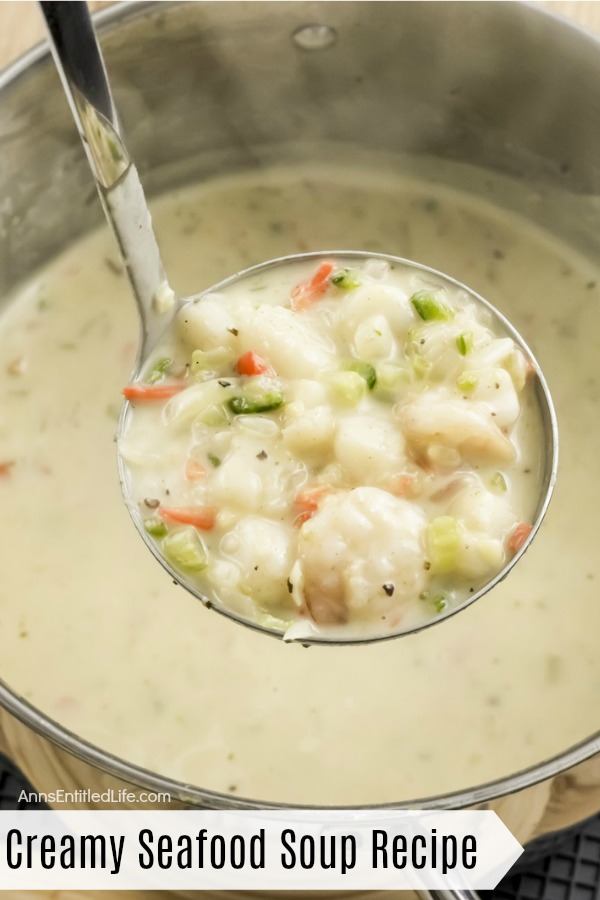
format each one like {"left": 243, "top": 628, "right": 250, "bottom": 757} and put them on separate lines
{"left": 185, "top": 459, "right": 207, "bottom": 482}
{"left": 0, "top": 461, "right": 15, "bottom": 478}
{"left": 387, "top": 474, "right": 418, "bottom": 498}
{"left": 235, "top": 351, "right": 275, "bottom": 377}
{"left": 159, "top": 506, "right": 216, "bottom": 530}
{"left": 294, "top": 485, "right": 331, "bottom": 525}
{"left": 507, "top": 522, "right": 533, "bottom": 555}
{"left": 122, "top": 383, "right": 185, "bottom": 401}
{"left": 290, "top": 261, "right": 334, "bottom": 311}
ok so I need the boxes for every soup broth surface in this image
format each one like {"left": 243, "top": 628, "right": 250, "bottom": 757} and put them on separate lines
{"left": 0, "top": 163, "right": 598, "bottom": 804}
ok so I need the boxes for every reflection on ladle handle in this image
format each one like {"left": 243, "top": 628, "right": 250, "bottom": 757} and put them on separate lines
{"left": 417, "top": 889, "right": 480, "bottom": 900}
{"left": 39, "top": 0, "right": 173, "bottom": 356}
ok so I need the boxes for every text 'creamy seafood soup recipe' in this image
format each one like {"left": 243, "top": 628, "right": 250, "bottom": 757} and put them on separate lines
{"left": 0, "top": 163, "right": 597, "bottom": 805}
{"left": 121, "top": 254, "right": 542, "bottom": 639}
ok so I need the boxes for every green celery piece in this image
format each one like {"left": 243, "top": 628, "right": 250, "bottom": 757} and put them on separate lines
{"left": 346, "top": 359, "right": 377, "bottom": 390}
{"left": 457, "top": 371, "right": 478, "bottom": 393}
{"left": 456, "top": 332, "right": 474, "bottom": 356}
{"left": 411, "top": 290, "right": 454, "bottom": 322}
{"left": 490, "top": 471, "right": 507, "bottom": 493}
{"left": 146, "top": 357, "right": 172, "bottom": 384}
{"left": 329, "top": 371, "right": 367, "bottom": 406}
{"left": 427, "top": 516, "right": 461, "bottom": 574}
{"left": 144, "top": 518, "right": 168, "bottom": 538}
{"left": 163, "top": 528, "right": 208, "bottom": 572}
{"left": 331, "top": 268, "right": 361, "bottom": 291}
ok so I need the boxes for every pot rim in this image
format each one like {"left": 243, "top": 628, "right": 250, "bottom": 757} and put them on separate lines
{"left": 1, "top": 0, "right": 599, "bottom": 812}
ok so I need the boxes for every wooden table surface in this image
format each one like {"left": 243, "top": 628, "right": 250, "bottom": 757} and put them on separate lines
{"left": 1, "top": 2, "right": 600, "bottom": 899}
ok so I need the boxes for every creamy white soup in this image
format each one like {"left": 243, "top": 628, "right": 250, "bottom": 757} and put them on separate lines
{"left": 121, "top": 254, "right": 541, "bottom": 639}
{"left": 0, "top": 163, "right": 598, "bottom": 805}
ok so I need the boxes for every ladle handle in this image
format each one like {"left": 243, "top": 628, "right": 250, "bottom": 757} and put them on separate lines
{"left": 39, "top": 0, "right": 174, "bottom": 355}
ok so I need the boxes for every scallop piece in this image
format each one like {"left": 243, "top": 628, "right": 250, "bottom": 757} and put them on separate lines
{"left": 466, "top": 367, "right": 520, "bottom": 429}
{"left": 237, "top": 305, "right": 334, "bottom": 378}
{"left": 334, "top": 415, "right": 406, "bottom": 484}
{"left": 339, "top": 283, "right": 414, "bottom": 340}
{"left": 163, "top": 380, "right": 235, "bottom": 430}
{"left": 448, "top": 477, "right": 516, "bottom": 538}
{"left": 219, "top": 517, "right": 295, "bottom": 610}
{"left": 399, "top": 388, "right": 515, "bottom": 465}
{"left": 283, "top": 405, "right": 335, "bottom": 458}
{"left": 177, "top": 294, "right": 239, "bottom": 351}
{"left": 408, "top": 316, "right": 488, "bottom": 381}
{"left": 297, "top": 487, "right": 427, "bottom": 625}
{"left": 288, "top": 379, "right": 329, "bottom": 409}
{"left": 209, "top": 436, "right": 299, "bottom": 515}
{"left": 353, "top": 314, "right": 395, "bottom": 360}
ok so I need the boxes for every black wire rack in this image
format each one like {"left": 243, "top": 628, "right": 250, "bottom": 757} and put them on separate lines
{"left": 1, "top": 751, "right": 599, "bottom": 898}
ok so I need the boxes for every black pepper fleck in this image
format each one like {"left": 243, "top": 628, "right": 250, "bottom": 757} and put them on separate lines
{"left": 218, "top": 380, "right": 231, "bottom": 387}
{"left": 228, "top": 327, "right": 239, "bottom": 336}
{"left": 286, "top": 578, "right": 293, "bottom": 594}
{"left": 382, "top": 583, "right": 395, "bottom": 597}
{"left": 144, "top": 498, "right": 160, "bottom": 509}
{"left": 256, "top": 450, "right": 268, "bottom": 460}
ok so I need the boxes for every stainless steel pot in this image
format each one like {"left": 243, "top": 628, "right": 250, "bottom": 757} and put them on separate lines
{"left": 1, "top": 0, "right": 600, "bottom": 852}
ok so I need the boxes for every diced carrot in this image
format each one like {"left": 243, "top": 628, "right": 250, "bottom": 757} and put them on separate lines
{"left": 0, "top": 461, "right": 15, "bottom": 478}
{"left": 122, "top": 382, "right": 185, "bottom": 401}
{"left": 159, "top": 506, "right": 216, "bottom": 530}
{"left": 507, "top": 522, "right": 533, "bottom": 555}
{"left": 235, "top": 351, "right": 275, "bottom": 377}
{"left": 185, "top": 459, "right": 206, "bottom": 482}
{"left": 294, "top": 485, "right": 331, "bottom": 525}
{"left": 387, "top": 474, "right": 418, "bottom": 498}
{"left": 290, "top": 261, "right": 334, "bottom": 311}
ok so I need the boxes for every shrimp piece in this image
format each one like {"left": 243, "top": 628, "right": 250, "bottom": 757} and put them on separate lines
{"left": 296, "top": 487, "right": 427, "bottom": 625}
{"left": 334, "top": 415, "right": 406, "bottom": 484}
{"left": 398, "top": 389, "right": 516, "bottom": 466}
{"left": 219, "top": 516, "right": 295, "bottom": 610}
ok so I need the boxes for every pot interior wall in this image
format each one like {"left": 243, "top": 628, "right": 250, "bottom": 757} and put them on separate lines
{"left": 1, "top": 0, "right": 600, "bottom": 298}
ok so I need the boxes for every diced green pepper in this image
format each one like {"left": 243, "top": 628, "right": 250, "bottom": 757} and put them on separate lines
{"left": 411, "top": 290, "right": 454, "bottom": 322}
{"left": 207, "top": 453, "right": 221, "bottom": 468}
{"left": 456, "top": 332, "right": 474, "bottom": 356}
{"left": 331, "top": 268, "right": 361, "bottom": 291}
{"left": 163, "top": 528, "right": 208, "bottom": 572}
{"left": 228, "top": 392, "right": 283, "bottom": 415}
{"left": 144, "top": 517, "right": 168, "bottom": 538}
{"left": 346, "top": 359, "right": 377, "bottom": 390}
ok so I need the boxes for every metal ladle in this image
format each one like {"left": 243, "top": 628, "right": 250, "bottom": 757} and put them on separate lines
{"left": 40, "top": 1, "right": 558, "bottom": 652}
